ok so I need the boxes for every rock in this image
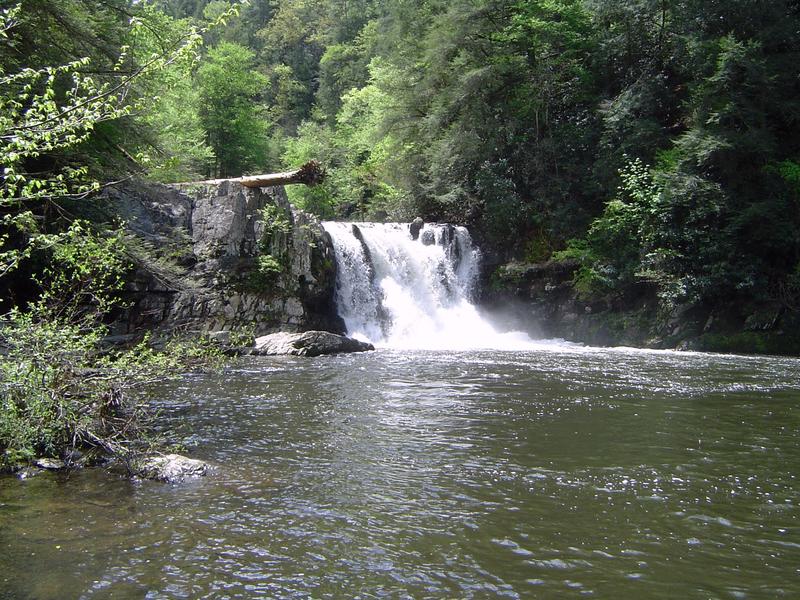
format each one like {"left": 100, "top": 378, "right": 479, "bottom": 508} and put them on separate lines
{"left": 16, "top": 467, "right": 41, "bottom": 480}
{"left": 33, "top": 458, "right": 66, "bottom": 470}
{"left": 102, "top": 180, "right": 344, "bottom": 337}
{"left": 420, "top": 229, "right": 435, "bottom": 246}
{"left": 409, "top": 217, "right": 424, "bottom": 240}
{"left": 745, "top": 307, "right": 783, "bottom": 331}
{"left": 100, "top": 334, "right": 139, "bottom": 347}
{"left": 133, "top": 453, "right": 209, "bottom": 483}
{"left": 253, "top": 331, "right": 374, "bottom": 357}
{"left": 207, "top": 330, "right": 231, "bottom": 345}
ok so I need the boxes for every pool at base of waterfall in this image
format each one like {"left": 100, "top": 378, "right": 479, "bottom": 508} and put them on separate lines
{"left": 2, "top": 346, "right": 799, "bottom": 599}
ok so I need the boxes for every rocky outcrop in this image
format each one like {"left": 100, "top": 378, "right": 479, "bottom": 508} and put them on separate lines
{"left": 483, "top": 259, "right": 685, "bottom": 347}
{"left": 252, "top": 331, "right": 374, "bottom": 357}
{"left": 409, "top": 217, "right": 424, "bottom": 240}
{"left": 483, "top": 259, "right": 800, "bottom": 354}
{"left": 102, "top": 179, "right": 344, "bottom": 337}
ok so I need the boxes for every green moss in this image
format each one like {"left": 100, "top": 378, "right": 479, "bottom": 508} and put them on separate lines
{"left": 522, "top": 229, "right": 553, "bottom": 263}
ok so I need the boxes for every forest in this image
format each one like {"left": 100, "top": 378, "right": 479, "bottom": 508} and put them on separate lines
{"left": 4, "top": 0, "right": 800, "bottom": 313}
{"left": 1, "top": 0, "right": 799, "bottom": 465}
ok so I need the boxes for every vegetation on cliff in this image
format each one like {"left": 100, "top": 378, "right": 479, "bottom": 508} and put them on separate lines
{"left": 0, "top": 1, "right": 229, "bottom": 470}
{"left": 0, "top": 217, "right": 223, "bottom": 471}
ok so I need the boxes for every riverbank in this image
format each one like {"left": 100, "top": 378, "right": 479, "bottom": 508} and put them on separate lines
{"left": 0, "top": 325, "right": 377, "bottom": 477}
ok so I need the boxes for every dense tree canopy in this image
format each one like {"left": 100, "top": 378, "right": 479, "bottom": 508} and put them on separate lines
{"left": 2, "top": 0, "right": 799, "bottom": 318}
{"left": 197, "top": 41, "right": 270, "bottom": 177}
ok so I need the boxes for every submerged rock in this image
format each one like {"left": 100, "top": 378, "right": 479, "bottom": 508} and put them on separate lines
{"left": 253, "top": 331, "right": 374, "bottom": 357}
{"left": 133, "top": 454, "right": 209, "bottom": 483}
{"left": 16, "top": 467, "right": 42, "bottom": 480}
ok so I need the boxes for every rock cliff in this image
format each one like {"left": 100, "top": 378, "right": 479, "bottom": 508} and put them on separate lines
{"left": 482, "top": 260, "right": 800, "bottom": 355}
{"left": 102, "top": 179, "right": 343, "bottom": 337}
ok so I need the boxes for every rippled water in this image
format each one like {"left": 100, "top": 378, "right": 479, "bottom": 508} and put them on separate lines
{"left": 2, "top": 346, "right": 799, "bottom": 599}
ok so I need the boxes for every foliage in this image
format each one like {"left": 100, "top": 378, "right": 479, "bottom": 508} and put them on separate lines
{"left": 196, "top": 41, "right": 271, "bottom": 177}
{"left": 283, "top": 58, "right": 410, "bottom": 220}
{"left": 0, "top": 224, "right": 222, "bottom": 471}
{"left": 260, "top": 203, "right": 291, "bottom": 241}
{"left": 0, "top": 2, "right": 231, "bottom": 471}
{"left": 554, "top": 1, "right": 800, "bottom": 309}
{"left": 282, "top": 120, "right": 341, "bottom": 217}
{"left": 255, "top": 253, "right": 283, "bottom": 280}
{"left": 316, "top": 20, "right": 378, "bottom": 120}
{"left": 0, "top": 1, "right": 240, "bottom": 280}
{"left": 130, "top": 5, "right": 215, "bottom": 182}
{"left": 248, "top": 203, "right": 291, "bottom": 289}
{"left": 0, "top": 315, "right": 224, "bottom": 471}
{"left": 0, "top": 0, "right": 244, "bottom": 191}
{"left": 556, "top": 158, "right": 657, "bottom": 297}
{"left": 357, "top": 0, "right": 601, "bottom": 245}
{"left": 32, "top": 221, "right": 128, "bottom": 320}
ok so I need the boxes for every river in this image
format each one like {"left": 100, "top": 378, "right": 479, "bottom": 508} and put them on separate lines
{"left": 3, "top": 222, "right": 799, "bottom": 598}
{"left": 1, "top": 346, "right": 799, "bottom": 599}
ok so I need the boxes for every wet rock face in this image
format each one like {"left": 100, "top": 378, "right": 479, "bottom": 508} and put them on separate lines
{"left": 409, "top": 217, "right": 424, "bottom": 240}
{"left": 105, "top": 180, "right": 343, "bottom": 336}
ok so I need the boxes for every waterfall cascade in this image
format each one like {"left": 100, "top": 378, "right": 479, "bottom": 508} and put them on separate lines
{"left": 322, "top": 221, "right": 536, "bottom": 350}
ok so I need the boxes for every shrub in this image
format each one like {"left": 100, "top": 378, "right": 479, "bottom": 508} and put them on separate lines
{"left": 0, "top": 224, "right": 222, "bottom": 472}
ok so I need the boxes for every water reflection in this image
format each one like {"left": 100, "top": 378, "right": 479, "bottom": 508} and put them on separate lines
{"left": 1, "top": 347, "right": 799, "bottom": 598}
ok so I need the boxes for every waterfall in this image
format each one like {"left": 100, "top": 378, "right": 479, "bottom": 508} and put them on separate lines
{"left": 322, "top": 221, "right": 535, "bottom": 350}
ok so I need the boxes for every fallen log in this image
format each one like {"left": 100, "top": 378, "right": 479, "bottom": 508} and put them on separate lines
{"left": 239, "top": 160, "right": 326, "bottom": 188}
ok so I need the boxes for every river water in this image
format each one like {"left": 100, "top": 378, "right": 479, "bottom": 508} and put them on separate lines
{"left": 3, "top": 224, "right": 800, "bottom": 597}
{"left": 1, "top": 346, "right": 799, "bottom": 599}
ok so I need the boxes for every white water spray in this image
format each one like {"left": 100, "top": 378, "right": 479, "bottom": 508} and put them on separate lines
{"left": 322, "top": 222, "right": 540, "bottom": 350}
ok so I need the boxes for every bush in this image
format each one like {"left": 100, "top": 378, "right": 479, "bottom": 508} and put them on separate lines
{"left": 0, "top": 223, "right": 222, "bottom": 472}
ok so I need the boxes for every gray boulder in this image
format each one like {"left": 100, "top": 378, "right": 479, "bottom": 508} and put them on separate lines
{"left": 133, "top": 453, "right": 209, "bottom": 483}
{"left": 33, "top": 457, "right": 66, "bottom": 470}
{"left": 253, "top": 331, "right": 374, "bottom": 357}
{"left": 420, "top": 229, "right": 435, "bottom": 246}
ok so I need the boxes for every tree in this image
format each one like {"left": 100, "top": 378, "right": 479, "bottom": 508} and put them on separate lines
{"left": 564, "top": 0, "right": 800, "bottom": 309}
{"left": 315, "top": 20, "right": 377, "bottom": 121}
{"left": 256, "top": 0, "right": 326, "bottom": 133}
{"left": 356, "top": 0, "right": 600, "bottom": 250}
{"left": 130, "top": 5, "right": 215, "bottom": 182}
{"left": 283, "top": 58, "right": 408, "bottom": 220}
{"left": 196, "top": 41, "right": 271, "bottom": 177}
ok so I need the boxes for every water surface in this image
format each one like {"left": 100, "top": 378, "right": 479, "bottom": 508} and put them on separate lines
{"left": 1, "top": 346, "right": 799, "bottom": 598}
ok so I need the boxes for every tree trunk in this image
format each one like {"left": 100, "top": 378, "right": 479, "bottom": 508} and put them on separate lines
{"left": 239, "top": 161, "right": 326, "bottom": 188}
